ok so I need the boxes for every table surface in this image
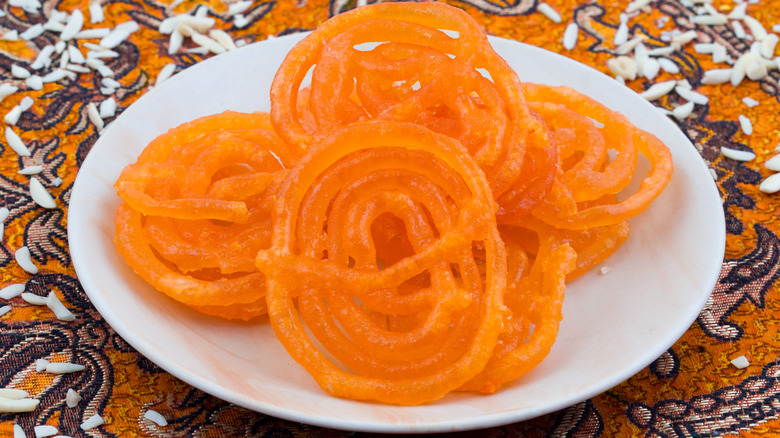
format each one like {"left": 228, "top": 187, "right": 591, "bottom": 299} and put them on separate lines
{"left": 0, "top": 0, "right": 777, "bottom": 436}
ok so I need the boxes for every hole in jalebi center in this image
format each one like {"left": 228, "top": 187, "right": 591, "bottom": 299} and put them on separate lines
{"left": 371, "top": 212, "right": 414, "bottom": 269}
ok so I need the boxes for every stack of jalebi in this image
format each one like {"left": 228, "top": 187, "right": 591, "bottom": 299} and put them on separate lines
{"left": 113, "top": 2, "right": 673, "bottom": 405}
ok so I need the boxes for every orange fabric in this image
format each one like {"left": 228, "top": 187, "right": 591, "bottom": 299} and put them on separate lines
{"left": 1, "top": 0, "right": 777, "bottom": 436}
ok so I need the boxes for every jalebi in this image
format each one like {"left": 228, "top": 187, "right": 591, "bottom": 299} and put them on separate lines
{"left": 114, "top": 111, "right": 293, "bottom": 319}
{"left": 270, "top": 1, "right": 556, "bottom": 217}
{"left": 254, "top": 121, "right": 507, "bottom": 405}
{"left": 523, "top": 84, "right": 674, "bottom": 230}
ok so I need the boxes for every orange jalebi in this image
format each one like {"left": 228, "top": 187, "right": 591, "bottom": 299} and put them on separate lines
{"left": 523, "top": 84, "right": 674, "bottom": 230}
{"left": 113, "top": 1, "right": 674, "bottom": 405}
{"left": 254, "top": 122, "right": 507, "bottom": 405}
{"left": 114, "top": 111, "right": 293, "bottom": 319}
{"left": 270, "top": 1, "right": 556, "bottom": 217}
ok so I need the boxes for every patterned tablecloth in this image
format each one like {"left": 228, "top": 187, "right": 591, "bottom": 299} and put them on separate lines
{"left": 1, "top": 0, "right": 778, "bottom": 436}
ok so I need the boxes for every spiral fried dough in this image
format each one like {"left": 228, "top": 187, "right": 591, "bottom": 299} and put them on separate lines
{"left": 114, "top": 112, "right": 292, "bottom": 318}
{"left": 270, "top": 2, "right": 555, "bottom": 218}
{"left": 523, "top": 84, "right": 674, "bottom": 230}
{"left": 255, "top": 121, "right": 508, "bottom": 405}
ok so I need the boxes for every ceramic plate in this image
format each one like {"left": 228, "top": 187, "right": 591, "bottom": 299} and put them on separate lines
{"left": 68, "top": 33, "right": 725, "bottom": 433}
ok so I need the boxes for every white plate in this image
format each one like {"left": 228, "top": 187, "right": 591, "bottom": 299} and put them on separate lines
{"left": 68, "top": 33, "right": 725, "bottom": 433}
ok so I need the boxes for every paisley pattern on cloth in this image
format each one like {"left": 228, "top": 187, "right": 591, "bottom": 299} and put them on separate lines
{"left": 1, "top": 0, "right": 778, "bottom": 436}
